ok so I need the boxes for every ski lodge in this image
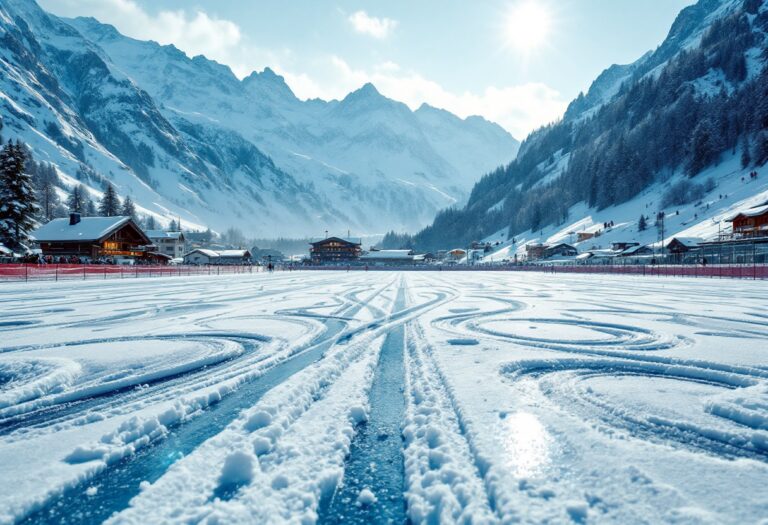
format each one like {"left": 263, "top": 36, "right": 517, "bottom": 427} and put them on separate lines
{"left": 32, "top": 214, "right": 151, "bottom": 262}
{"left": 309, "top": 237, "right": 362, "bottom": 263}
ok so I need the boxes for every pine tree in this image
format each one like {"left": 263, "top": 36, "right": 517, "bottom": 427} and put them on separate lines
{"left": 98, "top": 183, "right": 120, "bottom": 217}
{"left": 0, "top": 141, "right": 40, "bottom": 250}
{"left": 145, "top": 215, "right": 157, "bottom": 230}
{"left": 741, "top": 139, "right": 752, "bottom": 168}
{"left": 36, "top": 164, "right": 61, "bottom": 221}
{"left": 638, "top": 214, "right": 647, "bottom": 232}
{"left": 121, "top": 195, "right": 137, "bottom": 221}
{"left": 168, "top": 219, "right": 178, "bottom": 232}
{"left": 67, "top": 185, "right": 84, "bottom": 213}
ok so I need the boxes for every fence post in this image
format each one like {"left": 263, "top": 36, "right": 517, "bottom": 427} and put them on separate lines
{"left": 83, "top": 265, "right": 86, "bottom": 280}
{"left": 25, "top": 264, "right": 28, "bottom": 282}
{"left": 55, "top": 264, "right": 58, "bottom": 282}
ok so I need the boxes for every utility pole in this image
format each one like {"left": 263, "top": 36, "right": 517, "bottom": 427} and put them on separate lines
{"left": 656, "top": 211, "right": 666, "bottom": 258}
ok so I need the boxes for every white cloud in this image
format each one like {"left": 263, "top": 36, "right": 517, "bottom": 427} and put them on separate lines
{"left": 41, "top": 0, "right": 242, "bottom": 59}
{"left": 347, "top": 11, "right": 398, "bottom": 39}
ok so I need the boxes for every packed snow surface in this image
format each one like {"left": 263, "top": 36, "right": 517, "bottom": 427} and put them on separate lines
{"left": 0, "top": 271, "right": 767, "bottom": 524}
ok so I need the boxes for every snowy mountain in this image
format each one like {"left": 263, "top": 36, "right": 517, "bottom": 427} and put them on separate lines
{"left": 416, "top": 0, "right": 768, "bottom": 251}
{"left": 0, "top": 0, "right": 519, "bottom": 236}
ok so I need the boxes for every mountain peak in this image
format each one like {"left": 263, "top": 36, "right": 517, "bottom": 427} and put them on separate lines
{"left": 358, "top": 82, "right": 380, "bottom": 95}
{"left": 241, "top": 67, "right": 296, "bottom": 101}
{"left": 339, "top": 82, "right": 387, "bottom": 106}
{"left": 71, "top": 16, "right": 121, "bottom": 39}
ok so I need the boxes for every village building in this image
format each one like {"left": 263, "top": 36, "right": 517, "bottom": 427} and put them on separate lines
{"left": 32, "top": 214, "right": 151, "bottom": 263}
{"left": 665, "top": 237, "right": 704, "bottom": 263}
{"left": 611, "top": 241, "right": 640, "bottom": 252}
{"left": 577, "top": 249, "right": 617, "bottom": 264}
{"left": 577, "top": 232, "right": 595, "bottom": 242}
{"left": 309, "top": 237, "right": 362, "bottom": 263}
{"left": 145, "top": 230, "right": 186, "bottom": 259}
{"left": 727, "top": 203, "right": 768, "bottom": 238}
{"left": 544, "top": 243, "right": 577, "bottom": 258}
{"left": 617, "top": 244, "right": 653, "bottom": 257}
{"left": 667, "top": 237, "right": 705, "bottom": 254}
{"left": 183, "top": 249, "right": 251, "bottom": 265}
{"left": 525, "top": 243, "right": 548, "bottom": 261}
{"left": 445, "top": 249, "right": 467, "bottom": 263}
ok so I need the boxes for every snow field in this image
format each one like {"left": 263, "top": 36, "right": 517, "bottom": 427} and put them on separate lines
{"left": 410, "top": 272, "right": 768, "bottom": 523}
{"left": 1, "top": 271, "right": 767, "bottom": 524}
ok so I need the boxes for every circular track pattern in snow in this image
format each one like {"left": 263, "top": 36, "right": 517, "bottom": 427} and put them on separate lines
{"left": 470, "top": 317, "right": 679, "bottom": 352}
{"left": 504, "top": 358, "right": 768, "bottom": 461}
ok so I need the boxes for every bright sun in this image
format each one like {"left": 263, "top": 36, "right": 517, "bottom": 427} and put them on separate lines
{"left": 505, "top": 1, "right": 552, "bottom": 54}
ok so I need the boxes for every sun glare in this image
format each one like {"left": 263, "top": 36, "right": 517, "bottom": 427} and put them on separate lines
{"left": 505, "top": 1, "right": 552, "bottom": 55}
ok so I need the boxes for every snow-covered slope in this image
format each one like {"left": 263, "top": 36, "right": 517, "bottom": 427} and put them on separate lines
{"left": 0, "top": 0, "right": 519, "bottom": 236}
{"left": 416, "top": 0, "right": 768, "bottom": 252}
{"left": 483, "top": 153, "right": 768, "bottom": 262}
{"left": 563, "top": 0, "right": 743, "bottom": 123}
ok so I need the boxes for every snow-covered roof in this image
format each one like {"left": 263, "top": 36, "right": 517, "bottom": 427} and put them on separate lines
{"left": 218, "top": 250, "right": 250, "bottom": 258}
{"left": 618, "top": 244, "right": 651, "bottom": 255}
{"left": 145, "top": 230, "right": 184, "bottom": 240}
{"left": 184, "top": 249, "right": 250, "bottom": 259}
{"left": 32, "top": 216, "right": 132, "bottom": 242}
{"left": 185, "top": 249, "right": 219, "bottom": 258}
{"left": 727, "top": 203, "right": 768, "bottom": 221}
{"left": 310, "top": 237, "right": 362, "bottom": 246}
{"left": 360, "top": 250, "right": 413, "bottom": 260}
{"left": 668, "top": 237, "right": 705, "bottom": 248}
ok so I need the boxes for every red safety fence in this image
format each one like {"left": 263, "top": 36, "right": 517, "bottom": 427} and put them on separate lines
{"left": 301, "top": 263, "right": 768, "bottom": 279}
{"left": 2, "top": 263, "right": 767, "bottom": 282}
{"left": 0, "top": 264, "right": 254, "bottom": 282}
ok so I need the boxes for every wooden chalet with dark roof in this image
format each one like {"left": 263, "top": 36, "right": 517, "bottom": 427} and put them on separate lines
{"left": 33, "top": 214, "right": 151, "bottom": 261}
{"left": 309, "top": 237, "right": 362, "bottom": 263}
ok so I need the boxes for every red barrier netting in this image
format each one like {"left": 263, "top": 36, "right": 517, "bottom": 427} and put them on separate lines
{"left": 0, "top": 264, "right": 255, "bottom": 282}
{"left": 2, "top": 263, "right": 766, "bottom": 282}
{"left": 300, "top": 264, "right": 768, "bottom": 279}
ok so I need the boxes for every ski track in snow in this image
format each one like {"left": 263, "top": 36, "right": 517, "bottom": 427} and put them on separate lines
{"left": 0, "top": 271, "right": 767, "bottom": 524}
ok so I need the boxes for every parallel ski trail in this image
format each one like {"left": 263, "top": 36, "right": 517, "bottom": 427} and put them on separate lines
{"left": 15, "top": 275, "right": 404, "bottom": 524}
{"left": 319, "top": 284, "right": 408, "bottom": 525}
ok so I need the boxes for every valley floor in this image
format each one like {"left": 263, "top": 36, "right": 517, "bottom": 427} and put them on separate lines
{"left": 0, "top": 272, "right": 766, "bottom": 524}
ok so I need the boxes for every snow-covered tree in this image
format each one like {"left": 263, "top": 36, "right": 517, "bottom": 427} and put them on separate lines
{"left": 0, "top": 141, "right": 39, "bottom": 250}
{"left": 121, "top": 195, "right": 137, "bottom": 221}
{"left": 98, "top": 183, "right": 120, "bottom": 217}
{"left": 638, "top": 214, "right": 647, "bottom": 232}
{"left": 144, "top": 215, "right": 157, "bottom": 230}
{"left": 168, "top": 219, "right": 178, "bottom": 232}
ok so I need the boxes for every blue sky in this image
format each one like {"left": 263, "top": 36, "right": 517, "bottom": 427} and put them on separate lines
{"left": 40, "top": 0, "right": 694, "bottom": 138}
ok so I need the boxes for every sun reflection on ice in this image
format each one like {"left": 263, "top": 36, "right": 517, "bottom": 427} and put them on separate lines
{"left": 502, "top": 411, "right": 552, "bottom": 478}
